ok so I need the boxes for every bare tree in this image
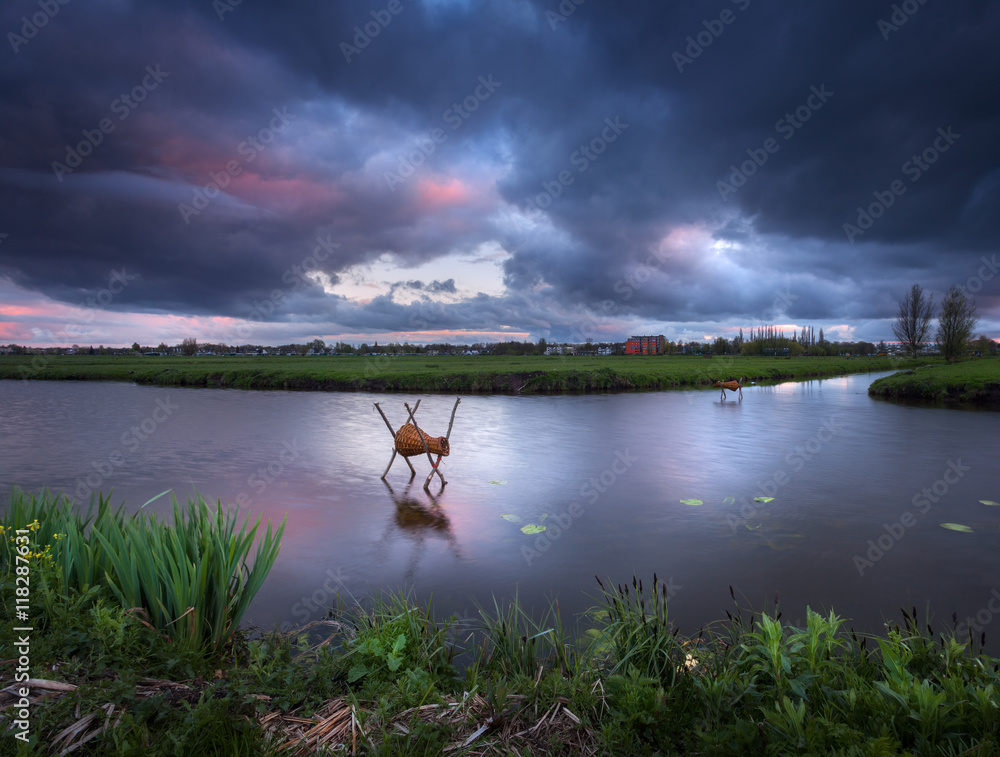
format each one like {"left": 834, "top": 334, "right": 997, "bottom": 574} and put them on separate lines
{"left": 181, "top": 337, "right": 198, "bottom": 356}
{"left": 936, "top": 286, "right": 978, "bottom": 362}
{"left": 891, "top": 284, "right": 934, "bottom": 357}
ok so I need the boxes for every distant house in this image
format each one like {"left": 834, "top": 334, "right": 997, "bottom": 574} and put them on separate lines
{"left": 545, "top": 344, "right": 575, "bottom": 355}
{"left": 625, "top": 335, "right": 665, "bottom": 355}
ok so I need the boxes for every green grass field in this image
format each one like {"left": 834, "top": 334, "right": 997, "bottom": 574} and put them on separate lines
{"left": 0, "top": 353, "right": 932, "bottom": 393}
{"left": 868, "top": 358, "right": 1000, "bottom": 405}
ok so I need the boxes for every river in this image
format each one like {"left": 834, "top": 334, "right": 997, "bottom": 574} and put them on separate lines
{"left": 2, "top": 373, "right": 998, "bottom": 648}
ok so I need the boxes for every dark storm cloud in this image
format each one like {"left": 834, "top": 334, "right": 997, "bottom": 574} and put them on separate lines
{"left": 0, "top": 0, "right": 998, "bottom": 342}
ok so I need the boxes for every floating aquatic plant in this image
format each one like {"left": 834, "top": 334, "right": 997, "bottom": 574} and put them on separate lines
{"left": 940, "top": 523, "right": 974, "bottom": 533}
{"left": 489, "top": 480, "right": 508, "bottom": 485}
{"left": 980, "top": 500, "right": 999, "bottom": 506}
{"left": 754, "top": 496, "right": 774, "bottom": 503}
{"left": 679, "top": 499, "right": 703, "bottom": 506}
{"left": 521, "top": 524, "right": 546, "bottom": 535}
{"left": 500, "top": 514, "right": 520, "bottom": 522}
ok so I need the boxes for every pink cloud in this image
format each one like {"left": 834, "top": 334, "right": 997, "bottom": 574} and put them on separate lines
{"left": 416, "top": 178, "right": 472, "bottom": 210}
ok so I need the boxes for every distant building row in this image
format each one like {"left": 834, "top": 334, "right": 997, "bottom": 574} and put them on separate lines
{"left": 625, "top": 335, "right": 666, "bottom": 355}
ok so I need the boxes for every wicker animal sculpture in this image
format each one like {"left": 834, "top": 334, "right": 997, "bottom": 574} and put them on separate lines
{"left": 373, "top": 398, "right": 461, "bottom": 490}
{"left": 394, "top": 423, "right": 450, "bottom": 458}
{"left": 713, "top": 377, "right": 744, "bottom": 400}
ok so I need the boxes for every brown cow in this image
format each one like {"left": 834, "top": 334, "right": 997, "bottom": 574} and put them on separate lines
{"left": 713, "top": 377, "right": 744, "bottom": 400}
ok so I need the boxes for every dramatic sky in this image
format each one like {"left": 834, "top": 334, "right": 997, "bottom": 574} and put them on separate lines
{"left": 1, "top": 0, "right": 998, "bottom": 347}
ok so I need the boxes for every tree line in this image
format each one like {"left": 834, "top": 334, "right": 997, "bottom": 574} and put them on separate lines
{"left": 892, "top": 284, "right": 987, "bottom": 361}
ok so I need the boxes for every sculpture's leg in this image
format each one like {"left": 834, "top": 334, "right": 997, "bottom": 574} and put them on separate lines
{"left": 445, "top": 397, "right": 461, "bottom": 441}
{"left": 405, "top": 401, "right": 440, "bottom": 480}
{"left": 381, "top": 449, "right": 397, "bottom": 479}
{"left": 373, "top": 402, "right": 397, "bottom": 437}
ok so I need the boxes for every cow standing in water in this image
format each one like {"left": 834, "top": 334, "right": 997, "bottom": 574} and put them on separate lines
{"left": 713, "top": 377, "right": 744, "bottom": 400}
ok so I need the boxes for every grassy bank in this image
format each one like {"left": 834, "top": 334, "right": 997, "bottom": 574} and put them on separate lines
{"left": 868, "top": 358, "right": 1000, "bottom": 406}
{"left": 3, "top": 490, "right": 999, "bottom": 755}
{"left": 0, "top": 354, "right": 932, "bottom": 394}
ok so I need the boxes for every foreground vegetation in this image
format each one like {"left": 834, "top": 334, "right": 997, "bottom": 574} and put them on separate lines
{"left": 0, "top": 354, "right": 934, "bottom": 393}
{"left": 3, "top": 489, "right": 1000, "bottom": 755}
{"left": 868, "top": 358, "right": 1000, "bottom": 406}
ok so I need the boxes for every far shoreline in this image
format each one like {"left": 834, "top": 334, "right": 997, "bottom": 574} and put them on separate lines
{"left": 0, "top": 353, "right": 935, "bottom": 395}
{"left": 867, "top": 358, "right": 1000, "bottom": 408}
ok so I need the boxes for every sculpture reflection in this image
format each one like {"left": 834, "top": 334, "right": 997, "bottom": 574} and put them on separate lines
{"left": 375, "top": 479, "right": 462, "bottom": 581}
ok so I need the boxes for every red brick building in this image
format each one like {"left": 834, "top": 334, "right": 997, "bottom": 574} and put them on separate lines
{"left": 625, "top": 335, "right": 665, "bottom": 355}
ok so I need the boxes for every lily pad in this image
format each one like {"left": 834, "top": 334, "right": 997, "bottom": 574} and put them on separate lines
{"left": 521, "top": 524, "right": 546, "bottom": 535}
{"left": 980, "top": 500, "right": 1000, "bottom": 506}
{"left": 500, "top": 514, "right": 521, "bottom": 523}
{"left": 940, "top": 523, "right": 974, "bottom": 533}
{"left": 680, "top": 499, "right": 704, "bottom": 506}
{"left": 754, "top": 497, "right": 775, "bottom": 503}
{"left": 722, "top": 497, "right": 736, "bottom": 505}
{"left": 488, "top": 480, "right": 508, "bottom": 485}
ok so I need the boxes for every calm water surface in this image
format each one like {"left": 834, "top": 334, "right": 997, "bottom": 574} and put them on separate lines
{"left": 2, "top": 374, "right": 999, "bottom": 646}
